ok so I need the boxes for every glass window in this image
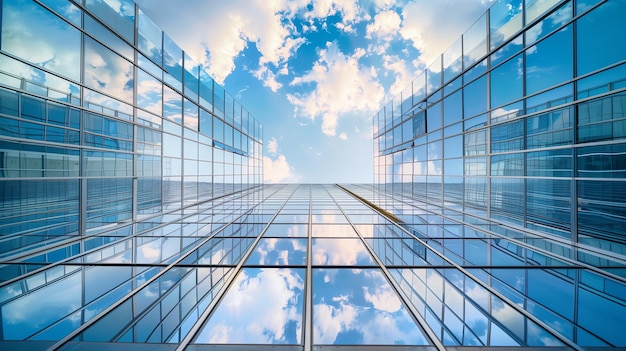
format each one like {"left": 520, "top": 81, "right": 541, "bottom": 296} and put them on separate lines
{"left": 84, "top": 13, "right": 133, "bottom": 61}
{"left": 184, "top": 53, "right": 200, "bottom": 102}
{"left": 527, "top": 149, "right": 572, "bottom": 177}
{"left": 214, "top": 84, "right": 225, "bottom": 119}
{"left": 194, "top": 268, "right": 304, "bottom": 344}
{"left": 1, "top": 0, "right": 81, "bottom": 81}
{"left": 525, "top": 0, "right": 565, "bottom": 24}
{"left": 490, "top": 0, "right": 523, "bottom": 50}
{"left": 490, "top": 54, "right": 523, "bottom": 108}
{"left": 443, "top": 90, "right": 462, "bottom": 127}
{"left": 163, "top": 85, "right": 182, "bottom": 124}
{"left": 444, "top": 135, "right": 463, "bottom": 159}
{"left": 163, "top": 34, "right": 183, "bottom": 92}
{"left": 137, "top": 9, "right": 162, "bottom": 66}
{"left": 527, "top": 179, "right": 572, "bottom": 236}
{"left": 444, "top": 37, "right": 463, "bottom": 83}
{"left": 526, "top": 2, "right": 572, "bottom": 46}
{"left": 463, "top": 75, "right": 487, "bottom": 118}
{"left": 578, "top": 93, "right": 626, "bottom": 143}
{"left": 491, "top": 119, "right": 524, "bottom": 152}
{"left": 577, "top": 1, "right": 626, "bottom": 76}
{"left": 427, "top": 101, "right": 442, "bottom": 132}
{"left": 85, "top": 0, "right": 135, "bottom": 43}
{"left": 312, "top": 268, "right": 428, "bottom": 345}
{"left": 577, "top": 63, "right": 626, "bottom": 100}
{"left": 427, "top": 56, "right": 443, "bottom": 94}
{"left": 199, "top": 108, "right": 213, "bottom": 138}
{"left": 413, "top": 72, "right": 426, "bottom": 104}
{"left": 184, "top": 98, "right": 198, "bottom": 131}
{"left": 84, "top": 37, "right": 134, "bottom": 104}
{"left": 526, "top": 25, "right": 572, "bottom": 95}
{"left": 136, "top": 69, "right": 162, "bottom": 116}
{"left": 526, "top": 106, "right": 573, "bottom": 148}
{"left": 463, "top": 13, "right": 488, "bottom": 68}
{"left": 578, "top": 144, "right": 626, "bottom": 178}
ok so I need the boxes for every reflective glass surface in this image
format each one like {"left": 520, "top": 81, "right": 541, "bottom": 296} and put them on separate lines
{"left": 313, "top": 268, "right": 429, "bottom": 345}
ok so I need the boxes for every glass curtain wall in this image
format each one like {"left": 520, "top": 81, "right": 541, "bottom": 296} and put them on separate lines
{"left": 5, "top": 184, "right": 623, "bottom": 350}
{"left": 373, "top": 0, "right": 626, "bottom": 258}
{"left": 0, "top": 0, "right": 263, "bottom": 262}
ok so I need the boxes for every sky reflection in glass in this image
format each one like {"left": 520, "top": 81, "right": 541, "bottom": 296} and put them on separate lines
{"left": 313, "top": 268, "right": 429, "bottom": 345}
{"left": 312, "top": 238, "right": 376, "bottom": 266}
{"left": 246, "top": 238, "right": 307, "bottom": 265}
{"left": 194, "top": 268, "right": 304, "bottom": 344}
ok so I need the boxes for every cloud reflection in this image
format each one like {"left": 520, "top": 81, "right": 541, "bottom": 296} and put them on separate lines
{"left": 313, "top": 268, "right": 428, "bottom": 345}
{"left": 195, "top": 268, "right": 304, "bottom": 344}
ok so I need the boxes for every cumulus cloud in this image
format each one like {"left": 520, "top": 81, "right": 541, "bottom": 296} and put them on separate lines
{"left": 339, "top": 132, "right": 348, "bottom": 140}
{"left": 287, "top": 42, "right": 384, "bottom": 136}
{"left": 264, "top": 155, "right": 299, "bottom": 183}
{"left": 135, "top": 0, "right": 308, "bottom": 85}
{"left": 366, "top": 10, "right": 401, "bottom": 39}
{"left": 399, "top": 0, "right": 494, "bottom": 67}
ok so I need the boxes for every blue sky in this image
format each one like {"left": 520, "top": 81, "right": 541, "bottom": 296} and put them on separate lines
{"left": 134, "top": 0, "right": 495, "bottom": 183}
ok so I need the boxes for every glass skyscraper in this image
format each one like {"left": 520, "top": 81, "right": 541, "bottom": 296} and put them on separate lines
{"left": 0, "top": 0, "right": 625, "bottom": 350}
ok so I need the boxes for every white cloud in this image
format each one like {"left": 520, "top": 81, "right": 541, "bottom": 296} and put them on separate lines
{"left": 287, "top": 42, "right": 384, "bottom": 136}
{"left": 135, "top": 0, "right": 309, "bottom": 85}
{"left": 399, "top": 0, "right": 494, "bottom": 67}
{"left": 339, "top": 132, "right": 348, "bottom": 140}
{"left": 383, "top": 54, "right": 418, "bottom": 97}
{"left": 264, "top": 155, "right": 300, "bottom": 183}
{"left": 267, "top": 137, "right": 279, "bottom": 156}
{"left": 366, "top": 10, "right": 401, "bottom": 39}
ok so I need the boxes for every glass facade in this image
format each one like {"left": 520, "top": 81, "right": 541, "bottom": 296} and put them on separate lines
{"left": 374, "top": 0, "right": 626, "bottom": 259}
{"left": 1, "top": 0, "right": 626, "bottom": 350}
{"left": 0, "top": 0, "right": 263, "bottom": 254}
{"left": 372, "top": 0, "right": 626, "bottom": 348}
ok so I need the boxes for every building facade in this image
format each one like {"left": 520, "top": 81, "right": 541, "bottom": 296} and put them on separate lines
{"left": 372, "top": 0, "right": 626, "bottom": 348}
{"left": 0, "top": 0, "right": 626, "bottom": 350}
{"left": 0, "top": 0, "right": 263, "bottom": 255}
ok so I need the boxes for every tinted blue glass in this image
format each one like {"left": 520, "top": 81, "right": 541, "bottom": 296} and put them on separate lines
{"left": 526, "top": 179, "right": 571, "bottom": 236}
{"left": 84, "top": 13, "right": 133, "bottom": 61}
{"left": 578, "top": 144, "right": 626, "bottom": 178}
{"left": 443, "top": 90, "right": 462, "bottom": 127}
{"left": 527, "top": 149, "right": 572, "bottom": 177}
{"left": 526, "top": 106, "right": 573, "bottom": 148}
{"left": 490, "top": 0, "right": 523, "bottom": 50}
{"left": 490, "top": 178, "right": 524, "bottom": 224}
{"left": 427, "top": 102, "right": 442, "bottom": 131}
{"left": 578, "top": 286, "right": 626, "bottom": 346}
{"left": 1, "top": 0, "right": 81, "bottom": 81}
{"left": 577, "top": 1, "right": 626, "bottom": 76}
{"left": 578, "top": 93, "right": 626, "bottom": 143}
{"left": 463, "top": 75, "right": 487, "bottom": 118}
{"left": 491, "top": 119, "right": 524, "bottom": 152}
{"left": 85, "top": 0, "right": 135, "bottom": 43}
{"left": 578, "top": 180, "right": 626, "bottom": 249}
{"left": 490, "top": 54, "right": 523, "bottom": 108}
{"left": 313, "top": 268, "right": 428, "bottom": 345}
{"left": 195, "top": 268, "right": 305, "bottom": 344}
{"left": 526, "top": 25, "right": 572, "bottom": 95}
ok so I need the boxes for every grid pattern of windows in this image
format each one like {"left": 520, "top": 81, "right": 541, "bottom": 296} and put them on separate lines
{"left": 374, "top": 0, "right": 626, "bottom": 257}
{"left": 3, "top": 184, "right": 625, "bottom": 350}
{"left": 0, "top": 0, "right": 263, "bottom": 256}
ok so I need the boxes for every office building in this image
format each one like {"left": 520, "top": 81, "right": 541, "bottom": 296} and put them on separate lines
{"left": 0, "top": 0, "right": 625, "bottom": 350}
{"left": 372, "top": 0, "right": 626, "bottom": 348}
